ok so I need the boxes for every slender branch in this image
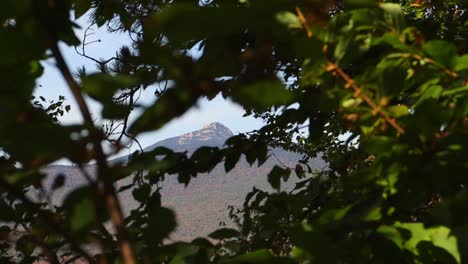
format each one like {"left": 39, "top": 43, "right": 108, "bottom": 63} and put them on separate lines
{"left": 0, "top": 177, "right": 95, "bottom": 263}
{"left": 295, "top": 7, "right": 313, "bottom": 38}
{"left": 18, "top": 222, "right": 61, "bottom": 264}
{"left": 63, "top": 255, "right": 82, "bottom": 264}
{"left": 296, "top": 7, "right": 404, "bottom": 134}
{"left": 271, "top": 151, "right": 293, "bottom": 171}
{"left": 50, "top": 42, "right": 137, "bottom": 264}
{"left": 42, "top": 26, "right": 138, "bottom": 264}
{"left": 326, "top": 62, "right": 405, "bottom": 134}
{"left": 33, "top": 237, "right": 61, "bottom": 264}
{"left": 50, "top": 44, "right": 93, "bottom": 123}
{"left": 78, "top": 164, "right": 96, "bottom": 184}
{"left": 294, "top": 7, "right": 405, "bottom": 135}
{"left": 124, "top": 132, "right": 144, "bottom": 152}
{"left": 74, "top": 23, "right": 119, "bottom": 68}
{"left": 116, "top": 88, "right": 137, "bottom": 144}
{"left": 388, "top": 53, "right": 459, "bottom": 78}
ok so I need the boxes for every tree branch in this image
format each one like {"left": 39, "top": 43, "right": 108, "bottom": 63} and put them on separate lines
{"left": 326, "top": 62, "right": 406, "bottom": 135}
{"left": 40, "top": 22, "right": 138, "bottom": 264}
{"left": 0, "top": 177, "right": 95, "bottom": 264}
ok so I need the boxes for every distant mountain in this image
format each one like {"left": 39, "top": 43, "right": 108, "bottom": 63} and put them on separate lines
{"left": 41, "top": 122, "right": 325, "bottom": 241}
{"left": 111, "top": 122, "right": 233, "bottom": 164}
{"left": 145, "top": 122, "right": 234, "bottom": 152}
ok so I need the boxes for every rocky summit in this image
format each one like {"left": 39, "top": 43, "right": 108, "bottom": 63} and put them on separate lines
{"left": 144, "top": 122, "right": 234, "bottom": 152}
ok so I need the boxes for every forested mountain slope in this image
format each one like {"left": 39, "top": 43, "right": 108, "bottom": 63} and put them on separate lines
{"left": 41, "top": 123, "right": 324, "bottom": 240}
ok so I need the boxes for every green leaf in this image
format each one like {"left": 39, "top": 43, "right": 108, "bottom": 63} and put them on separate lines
{"left": 129, "top": 85, "right": 202, "bottom": 134}
{"left": 377, "top": 225, "right": 405, "bottom": 249}
{"left": 425, "top": 227, "right": 460, "bottom": 263}
{"left": 232, "top": 79, "right": 293, "bottom": 112}
{"left": 0, "top": 108, "right": 76, "bottom": 165}
{"left": 362, "top": 136, "right": 394, "bottom": 155}
{"left": 317, "top": 205, "right": 352, "bottom": 224}
{"left": 275, "top": 11, "right": 301, "bottom": 29}
{"left": 334, "top": 36, "right": 351, "bottom": 61}
{"left": 63, "top": 186, "right": 97, "bottom": 232}
{"left": 423, "top": 40, "right": 458, "bottom": 68}
{"left": 267, "top": 165, "right": 291, "bottom": 190}
{"left": 345, "top": 0, "right": 376, "bottom": 8}
{"left": 411, "top": 99, "right": 448, "bottom": 136}
{"left": 378, "top": 223, "right": 461, "bottom": 263}
{"left": 415, "top": 85, "right": 442, "bottom": 106}
{"left": 81, "top": 73, "right": 136, "bottom": 102}
{"left": 454, "top": 55, "right": 468, "bottom": 71}
{"left": 442, "top": 86, "right": 468, "bottom": 96}
{"left": 208, "top": 228, "right": 239, "bottom": 240}
{"left": 290, "top": 223, "right": 338, "bottom": 262}
{"left": 387, "top": 105, "right": 409, "bottom": 118}
{"left": 377, "top": 58, "right": 407, "bottom": 96}
{"left": 152, "top": 4, "right": 246, "bottom": 43}
{"left": 379, "top": 3, "right": 405, "bottom": 31}
{"left": 372, "top": 34, "right": 413, "bottom": 52}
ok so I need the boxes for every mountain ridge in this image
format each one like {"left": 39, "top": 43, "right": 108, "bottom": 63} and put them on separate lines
{"left": 111, "top": 122, "right": 234, "bottom": 164}
{"left": 41, "top": 122, "right": 324, "bottom": 241}
{"left": 144, "top": 122, "right": 234, "bottom": 152}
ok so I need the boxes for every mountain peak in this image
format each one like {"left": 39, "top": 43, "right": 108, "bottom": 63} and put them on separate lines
{"left": 178, "top": 122, "right": 233, "bottom": 145}
{"left": 201, "top": 122, "right": 233, "bottom": 136}
{"left": 142, "top": 122, "right": 234, "bottom": 153}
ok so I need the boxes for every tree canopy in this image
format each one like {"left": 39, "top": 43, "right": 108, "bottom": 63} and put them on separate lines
{"left": 0, "top": 0, "right": 468, "bottom": 263}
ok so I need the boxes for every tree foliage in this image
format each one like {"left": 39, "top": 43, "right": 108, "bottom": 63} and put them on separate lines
{"left": 0, "top": 0, "right": 467, "bottom": 263}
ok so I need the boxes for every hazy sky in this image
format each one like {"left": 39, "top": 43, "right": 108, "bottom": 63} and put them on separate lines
{"left": 35, "top": 14, "right": 263, "bottom": 159}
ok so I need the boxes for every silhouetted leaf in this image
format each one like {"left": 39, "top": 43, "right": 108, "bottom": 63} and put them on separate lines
{"left": 51, "top": 174, "right": 65, "bottom": 190}
{"left": 224, "top": 149, "right": 241, "bottom": 173}
{"left": 132, "top": 184, "right": 151, "bottom": 203}
{"left": 208, "top": 228, "right": 239, "bottom": 240}
{"left": 145, "top": 207, "right": 177, "bottom": 242}
{"left": 229, "top": 249, "right": 295, "bottom": 264}
{"left": 268, "top": 165, "right": 291, "bottom": 190}
{"left": 74, "top": 0, "right": 92, "bottom": 18}
{"left": 82, "top": 73, "right": 136, "bottom": 102}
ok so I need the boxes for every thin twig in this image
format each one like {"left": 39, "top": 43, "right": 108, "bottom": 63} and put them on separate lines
{"left": 294, "top": 6, "right": 405, "bottom": 135}
{"left": 326, "top": 62, "right": 405, "bottom": 134}
{"left": 295, "top": 7, "right": 313, "bottom": 38}
{"left": 74, "top": 23, "right": 119, "bottom": 67}
{"left": 51, "top": 42, "right": 137, "bottom": 264}
{"left": 271, "top": 151, "right": 292, "bottom": 171}
{"left": 0, "top": 177, "right": 95, "bottom": 264}
{"left": 41, "top": 21, "right": 138, "bottom": 264}
{"left": 62, "top": 255, "right": 82, "bottom": 264}
{"left": 18, "top": 222, "right": 61, "bottom": 264}
{"left": 388, "top": 53, "right": 459, "bottom": 78}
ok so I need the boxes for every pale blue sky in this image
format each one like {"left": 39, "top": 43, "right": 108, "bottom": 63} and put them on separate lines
{"left": 35, "top": 14, "right": 263, "bottom": 159}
